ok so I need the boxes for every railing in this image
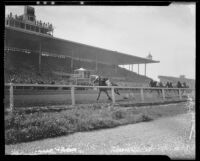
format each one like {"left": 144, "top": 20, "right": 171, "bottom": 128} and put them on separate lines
{"left": 4, "top": 83, "right": 195, "bottom": 112}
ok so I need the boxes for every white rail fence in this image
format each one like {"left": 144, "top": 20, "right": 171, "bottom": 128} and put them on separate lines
{"left": 4, "top": 83, "right": 194, "bottom": 112}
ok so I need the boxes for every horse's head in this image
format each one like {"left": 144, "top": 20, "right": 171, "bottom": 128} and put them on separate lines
{"left": 93, "top": 75, "right": 100, "bottom": 84}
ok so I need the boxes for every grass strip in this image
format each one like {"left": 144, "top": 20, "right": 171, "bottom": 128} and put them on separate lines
{"left": 5, "top": 102, "right": 188, "bottom": 145}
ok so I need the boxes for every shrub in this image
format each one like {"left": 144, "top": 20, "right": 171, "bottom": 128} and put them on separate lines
{"left": 5, "top": 129, "right": 18, "bottom": 144}
{"left": 141, "top": 114, "right": 154, "bottom": 122}
{"left": 90, "top": 118, "right": 119, "bottom": 129}
{"left": 5, "top": 103, "right": 185, "bottom": 144}
{"left": 112, "top": 110, "right": 127, "bottom": 120}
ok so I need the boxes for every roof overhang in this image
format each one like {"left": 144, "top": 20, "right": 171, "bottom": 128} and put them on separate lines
{"left": 5, "top": 26, "right": 160, "bottom": 65}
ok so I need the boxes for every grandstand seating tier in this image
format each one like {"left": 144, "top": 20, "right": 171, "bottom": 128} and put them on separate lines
{"left": 4, "top": 51, "right": 152, "bottom": 86}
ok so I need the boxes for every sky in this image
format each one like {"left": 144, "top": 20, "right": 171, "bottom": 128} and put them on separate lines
{"left": 5, "top": 3, "right": 196, "bottom": 81}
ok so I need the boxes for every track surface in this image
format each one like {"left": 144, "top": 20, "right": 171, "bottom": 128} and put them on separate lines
{"left": 5, "top": 113, "right": 195, "bottom": 159}
{"left": 5, "top": 89, "right": 182, "bottom": 107}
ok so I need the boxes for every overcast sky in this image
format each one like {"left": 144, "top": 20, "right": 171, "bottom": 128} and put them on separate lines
{"left": 5, "top": 3, "right": 195, "bottom": 81}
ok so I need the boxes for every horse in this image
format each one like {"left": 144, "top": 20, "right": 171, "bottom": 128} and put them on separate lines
{"left": 149, "top": 80, "right": 162, "bottom": 96}
{"left": 175, "top": 81, "right": 189, "bottom": 96}
{"left": 165, "top": 81, "right": 173, "bottom": 96}
{"left": 93, "top": 76, "right": 120, "bottom": 101}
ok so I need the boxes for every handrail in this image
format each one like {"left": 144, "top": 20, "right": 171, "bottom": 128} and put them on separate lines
{"left": 5, "top": 83, "right": 195, "bottom": 112}
{"left": 4, "top": 83, "right": 194, "bottom": 90}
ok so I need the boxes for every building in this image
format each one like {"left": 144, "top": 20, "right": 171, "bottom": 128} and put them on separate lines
{"left": 5, "top": 6, "right": 160, "bottom": 86}
{"left": 5, "top": 6, "right": 54, "bottom": 36}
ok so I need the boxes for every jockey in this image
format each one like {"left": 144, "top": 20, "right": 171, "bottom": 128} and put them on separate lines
{"left": 105, "top": 79, "right": 112, "bottom": 86}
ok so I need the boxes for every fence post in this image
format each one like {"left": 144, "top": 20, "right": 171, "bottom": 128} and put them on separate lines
{"left": 162, "top": 88, "right": 165, "bottom": 100}
{"left": 140, "top": 88, "right": 144, "bottom": 102}
{"left": 71, "top": 86, "right": 75, "bottom": 105}
{"left": 111, "top": 87, "right": 116, "bottom": 104}
{"left": 9, "top": 83, "right": 14, "bottom": 112}
{"left": 179, "top": 89, "right": 182, "bottom": 100}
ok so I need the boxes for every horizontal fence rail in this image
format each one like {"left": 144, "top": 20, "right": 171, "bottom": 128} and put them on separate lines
{"left": 4, "top": 83, "right": 195, "bottom": 112}
{"left": 4, "top": 83, "right": 195, "bottom": 90}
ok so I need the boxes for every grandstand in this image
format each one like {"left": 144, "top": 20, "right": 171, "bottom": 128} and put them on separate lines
{"left": 4, "top": 6, "right": 160, "bottom": 86}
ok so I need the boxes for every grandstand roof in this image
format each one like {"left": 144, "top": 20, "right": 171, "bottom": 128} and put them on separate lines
{"left": 5, "top": 26, "right": 160, "bottom": 65}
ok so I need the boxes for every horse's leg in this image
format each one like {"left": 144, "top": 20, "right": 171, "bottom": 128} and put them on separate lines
{"left": 165, "top": 89, "right": 168, "bottom": 97}
{"left": 182, "top": 89, "right": 185, "bottom": 95}
{"left": 166, "top": 89, "right": 170, "bottom": 97}
{"left": 97, "top": 90, "right": 102, "bottom": 101}
{"left": 157, "top": 89, "right": 160, "bottom": 97}
{"left": 111, "top": 83, "right": 120, "bottom": 95}
{"left": 159, "top": 89, "right": 162, "bottom": 97}
{"left": 177, "top": 89, "right": 179, "bottom": 97}
{"left": 157, "top": 89, "right": 159, "bottom": 97}
{"left": 104, "top": 90, "right": 112, "bottom": 100}
{"left": 114, "top": 88, "right": 120, "bottom": 95}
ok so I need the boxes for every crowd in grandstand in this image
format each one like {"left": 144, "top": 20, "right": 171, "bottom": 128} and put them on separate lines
{"left": 4, "top": 51, "right": 153, "bottom": 85}
{"left": 4, "top": 51, "right": 190, "bottom": 88}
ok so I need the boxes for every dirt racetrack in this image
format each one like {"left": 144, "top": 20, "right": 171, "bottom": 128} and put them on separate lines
{"left": 4, "top": 88, "right": 182, "bottom": 107}
{"left": 5, "top": 112, "right": 195, "bottom": 159}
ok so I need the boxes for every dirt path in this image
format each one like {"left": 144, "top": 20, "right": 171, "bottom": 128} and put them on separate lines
{"left": 5, "top": 113, "right": 195, "bottom": 159}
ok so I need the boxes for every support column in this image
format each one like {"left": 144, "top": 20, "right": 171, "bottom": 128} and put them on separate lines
{"left": 71, "top": 86, "right": 75, "bottom": 105}
{"left": 179, "top": 89, "right": 182, "bottom": 100}
{"left": 71, "top": 51, "right": 74, "bottom": 72}
{"left": 138, "top": 64, "right": 139, "bottom": 75}
{"left": 131, "top": 64, "right": 133, "bottom": 72}
{"left": 9, "top": 83, "right": 14, "bottom": 112}
{"left": 78, "top": 56, "right": 81, "bottom": 68}
{"left": 144, "top": 63, "right": 146, "bottom": 76}
{"left": 95, "top": 54, "right": 98, "bottom": 71}
{"left": 38, "top": 41, "right": 42, "bottom": 73}
{"left": 111, "top": 87, "right": 116, "bottom": 104}
{"left": 96, "top": 61, "right": 98, "bottom": 71}
{"left": 38, "top": 53, "right": 41, "bottom": 73}
{"left": 4, "top": 28, "right": 7, "bottom": 49}
{"left": 162, "top": 89, "right": 165, "bottom": 100}
{"left": 115, "top": 65, "right": 117, "bottom": 73}
{"left": 140, "top": 88, "right": 144, "bottom": 102}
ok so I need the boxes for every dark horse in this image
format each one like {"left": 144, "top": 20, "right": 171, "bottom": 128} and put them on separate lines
{"left": 93, "top": 76, "right": 120, "bottom": 101}
{"left": 164, "top": 81, "right": 175, "bottom": 96}
{"left": 175, "top": 81, "right": 189, "bottom": 95}
{"left": 149, "top": 80, "right": 162, "bottom": 96}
